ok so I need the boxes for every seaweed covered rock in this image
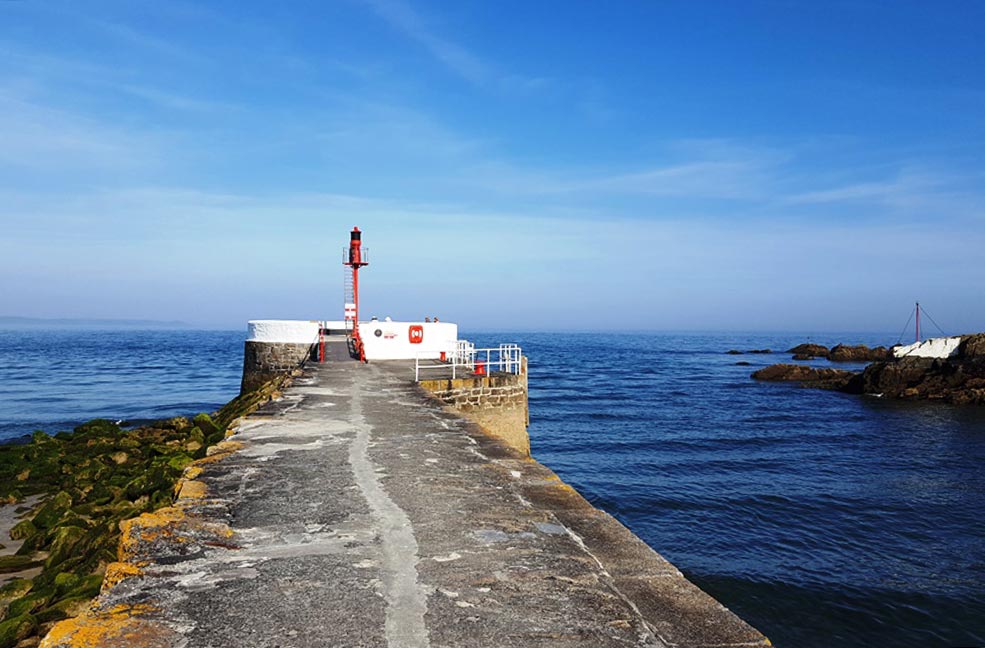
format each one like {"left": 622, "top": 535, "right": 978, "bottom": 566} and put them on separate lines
{"left": 0, "top": 555, "right": 41, "bottom": 575}
{"left": 0, "top": 613, "right": 36, "bottom": 648}
{"left": 31, "top": 492, "right": 72, "bottom": 530}
{"left": 0, "top": 578, "right": 33, "bottom": 608}
{"left": 0, "top": 372, "right": 294, "bottom": 646}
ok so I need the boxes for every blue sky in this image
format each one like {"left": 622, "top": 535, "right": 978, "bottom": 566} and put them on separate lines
{"left": 1, "top": 1, "right": 983, "bottom": 333}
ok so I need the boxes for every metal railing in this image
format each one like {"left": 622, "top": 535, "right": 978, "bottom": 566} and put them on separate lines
{"left": 415, "top": 342, "right": 522, "bottom": 381}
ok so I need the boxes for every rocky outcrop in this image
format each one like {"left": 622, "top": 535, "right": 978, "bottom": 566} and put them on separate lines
{"left": 828, "top": 344, "right": 893, "bottom": 362}
{"left": 752, "top": 364, "right": 858, "bottom": 390}
{"left": 786, "top": 343, "right": 829, "bottom": 359}
{"left": 759, "top": 333, "right": 985, "bottom": 404}
{"left": 785, "top": 343, "right": 892, "bottom": 362}
{"left": 959, "top": 333, "right": 985, "bottom": 358}
{"left": 853, "top": 348, "right": 985, "bottom": 404}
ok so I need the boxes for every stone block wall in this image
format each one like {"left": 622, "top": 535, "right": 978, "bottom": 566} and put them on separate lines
{"left": 419, "top": 357, "right": 529, "bottom": 455}
{"left": 240, "top": 341, "right": 314, "bottom": 394}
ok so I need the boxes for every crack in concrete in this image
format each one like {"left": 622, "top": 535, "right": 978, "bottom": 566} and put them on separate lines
{"left": 349, "top": 366, "right": 430, "bottom": 648}
{"left": 560, "top": 524, "right": 666, "bottom": 648}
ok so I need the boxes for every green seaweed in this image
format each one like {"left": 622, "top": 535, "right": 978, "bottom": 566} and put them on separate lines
{"left": 0, "top": 372, "right": 291, "bottom": 641}
{"left": 0, "top": 613, "right": 36, "bottom": 648}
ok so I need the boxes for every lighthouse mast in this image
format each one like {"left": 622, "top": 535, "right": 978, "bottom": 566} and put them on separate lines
{"left": 915, "top": 301, "right": 921, "bottom": 344}
{"left": 343, "top": 227, "right": 369, "bottom": 362}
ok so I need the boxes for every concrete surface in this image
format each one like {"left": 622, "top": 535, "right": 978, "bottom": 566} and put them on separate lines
{"left": 43, "top": 351, "right": 770, "bottom": 648}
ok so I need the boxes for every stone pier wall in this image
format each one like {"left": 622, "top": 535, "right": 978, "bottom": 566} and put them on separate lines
{"left": 418, "top": 357, "right": 529, "bottom": 455}
{"left": 240, "top": 341, "right": 313, "bottom": 394}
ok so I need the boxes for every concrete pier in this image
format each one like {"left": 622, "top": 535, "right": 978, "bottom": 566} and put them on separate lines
{"left": 43, "top": 357, "right": 769, "bottom": 647}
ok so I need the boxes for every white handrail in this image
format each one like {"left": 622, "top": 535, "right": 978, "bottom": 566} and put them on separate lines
{"left": 414, "top": 343, "right": 522, "bottom": 381}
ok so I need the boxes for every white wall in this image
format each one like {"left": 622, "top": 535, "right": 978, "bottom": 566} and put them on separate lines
{"left": 359, "top": 321, "right": 458, "bottom": 360}
{"left": 247, "top": 320, "right": 320, "bottom": 344}
{"left": 893, "top": 336, "right": 962, "bottom": 359}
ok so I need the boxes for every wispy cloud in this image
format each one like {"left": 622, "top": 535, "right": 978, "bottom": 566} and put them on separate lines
{"left": 441, "top": 139, "right": 786, "bottom": 203}
{"left": 86, "top": 17, "right": 207, "bottom": 66}
{"left": 0, "top": 42, "right": 232, "bottom": 114}
{"left": 785, "top": 170, "right": 936, "bottom": 204}
{"left": 0, "top": 89, "right": 161, "bottom": 174}
{"left": 783, "top": 167, "right": 985, "bottom": 220}
{"left": 360, "top": 0, "right": 490, "bottom": 85}
{"left": 583, "top": 160, "right": 772, "bottom": 200}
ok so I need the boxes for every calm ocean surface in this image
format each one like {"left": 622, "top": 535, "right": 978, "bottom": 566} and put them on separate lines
{"left": 1, "top": 328, "right": 983, "bottom": 647}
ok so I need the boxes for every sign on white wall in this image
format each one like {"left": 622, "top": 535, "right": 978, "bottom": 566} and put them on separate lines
{"left": 359, "top": 321, "right": 458, "bottom": 360}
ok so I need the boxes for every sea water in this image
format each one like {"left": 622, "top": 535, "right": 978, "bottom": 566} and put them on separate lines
{"left": 1, "top": 328, "right": 982, "bottom": 647}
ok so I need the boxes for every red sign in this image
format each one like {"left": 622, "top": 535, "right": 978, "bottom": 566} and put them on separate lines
{"left": 409, "top": 325, "right": 424, "bottom": 344}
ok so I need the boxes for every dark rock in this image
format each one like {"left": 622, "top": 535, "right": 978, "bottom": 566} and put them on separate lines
{"left": 791, "top": 353, "right": 814, "bottom": 361}
{"left": 734, "top": 361, "right": 752, "bottom": 366}
{"left": 752, "top": 364, "right": 858, "bottom": 390}
{"left": 958, "top": 333, "right": 985, "bottom": 358}
{"left": 52, "top": 573, "right": 80, "bottom": 596}
{"left": 44, "top": 526, "right": 87, "bottom": 570}
{"left": 192, "top": 413, "right": 220, "bottom": 437}
{"left": 0, "top": 613, "right": 37, "bottom": 648}
{"left": 0, "top": 555, "right": 42, "bottom": 575}
{"left": 35, "top": 595, "right": 91, "bottom": 624}
{"left": 786, "top": 343, "right": 829, "bottom": 358}
{"left": 726, "top": 350, "right": 743, "bottom": 355}
{"left": 747, "top": 349, "right": 772, "bottom": 354}
{"left": 71, "top": 419, "right": 121, "bottom": 438}
{"left": 828, "top": 344, "right": 893, "bottom": 362}
{"left": 64, "top": 574, "right": 103, "bottom": 601}
{"left": 4, "top": 587, "right": 53, "bottom": 618}
{"left": 158, "top": 416, "right": 192, "bottom": 432}
{"left": 31, "top": 492, "right": 72, "bottom": 530}
{"left": 0, "top": 578, "right": 32, "bottom": 605}
{"left": 124, "top": 466, "right": 169, "bottom": 500}
{"left": 856, "top": 356, "right": 985, "bottom": 403}
{"left": 14, "top": 530, "right": 46, "bottom": 556}
{"left": 9, "top": 520, "right": 36, "bottom": 541}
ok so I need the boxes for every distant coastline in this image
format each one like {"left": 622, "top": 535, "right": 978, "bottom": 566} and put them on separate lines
{"left": 0, "top": 316, "right": 192, "bottom": 330}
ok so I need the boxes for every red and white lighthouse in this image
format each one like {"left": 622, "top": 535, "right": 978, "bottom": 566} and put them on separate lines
{"left": 343, "top": 227, "right": 369, "bottom": 361}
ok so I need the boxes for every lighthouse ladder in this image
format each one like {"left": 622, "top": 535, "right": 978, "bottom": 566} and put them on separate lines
{"left": 343, "top": 266, "right": 355, "bottom": 335}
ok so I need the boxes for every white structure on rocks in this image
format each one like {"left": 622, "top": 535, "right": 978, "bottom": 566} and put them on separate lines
{"left": 893, "top": 336, "right": 962, "bottom": 359}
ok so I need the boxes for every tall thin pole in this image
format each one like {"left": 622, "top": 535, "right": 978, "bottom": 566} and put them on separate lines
{"left": 344, "top": 227, "right": 368, "bottom": 362}
{"left": 915, "top": 301, "right": 921, "bottom": 343}
{"left": 352, "top": 264, "right": 360, "bottom": 338}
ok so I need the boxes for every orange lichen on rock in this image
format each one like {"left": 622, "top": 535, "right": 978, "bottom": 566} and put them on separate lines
{"left": 175, "top": 479, "right": 208, "bottom": 500}
{"left": 40, "top": 604, "right": 174, "bottom": 648}
{"left": 101, "top": 562, "right": 144, "bottom": 591}
{"left": 117, "top": 507, "right": 187, "bottom": 563}
{"left": 117, "top": 506, "right": 234, "bottom": 564}
{"left": 200, "top": 439, "right": 244, "bottom": 462}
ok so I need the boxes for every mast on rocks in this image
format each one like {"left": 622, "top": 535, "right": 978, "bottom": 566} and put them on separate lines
{"left": 915, "top": 301, "right": 921, "bottom": 344}
{"left": 343, "top": 227, "right": 369, "bottom": 362}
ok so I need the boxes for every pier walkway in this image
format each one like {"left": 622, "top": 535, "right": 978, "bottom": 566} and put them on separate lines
{"left": 44, "top": 359, "right": 769, "bottom": 647}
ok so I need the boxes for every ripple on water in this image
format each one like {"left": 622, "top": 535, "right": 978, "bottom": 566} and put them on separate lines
{"left": 468, "top": 331, "right": 985, "bottom": 648}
